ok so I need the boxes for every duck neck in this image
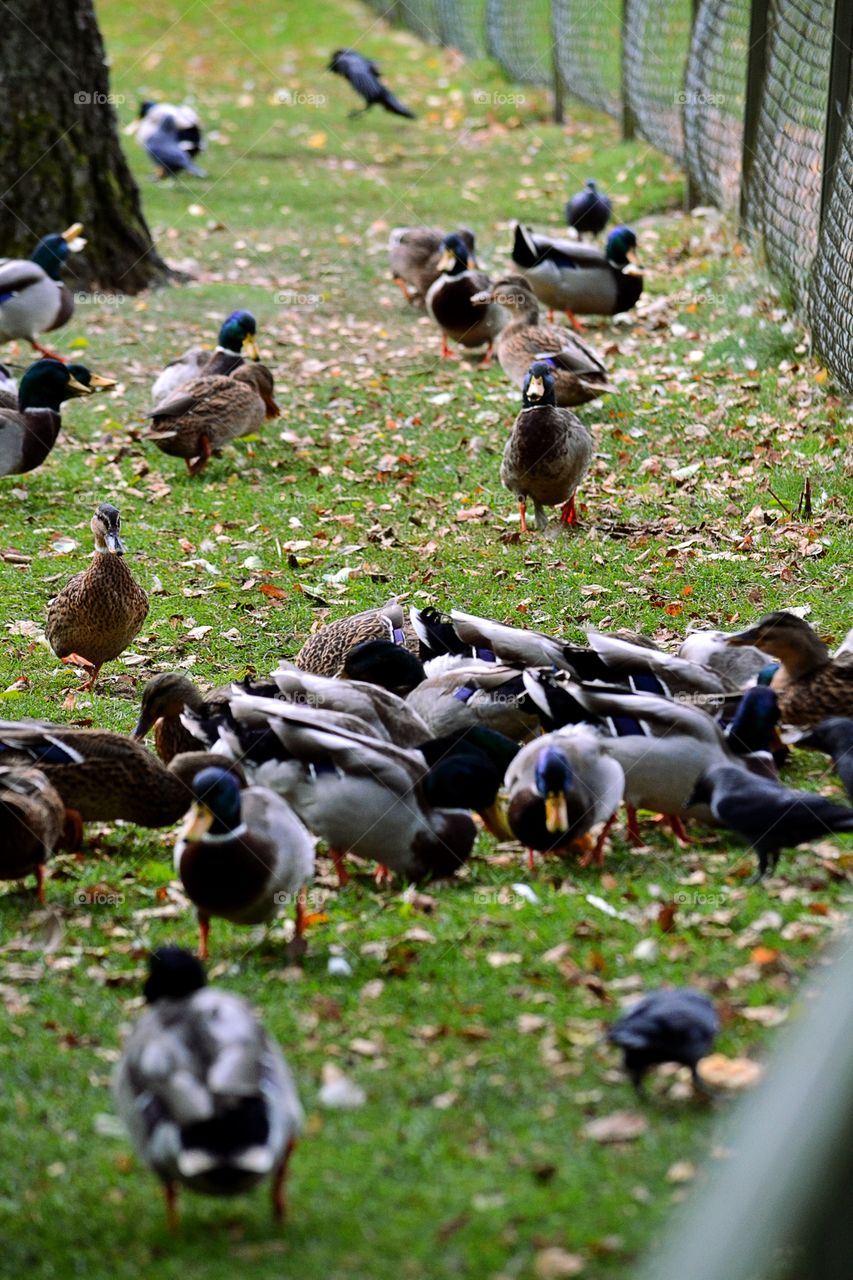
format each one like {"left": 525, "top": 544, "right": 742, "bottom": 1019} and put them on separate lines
{"left": 773, "top": 632, "right": 832, "bottom": 680}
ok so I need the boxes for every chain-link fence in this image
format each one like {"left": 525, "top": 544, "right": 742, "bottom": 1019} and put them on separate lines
{"left": 368, "top": 0, "right": 853, "bottom": 390}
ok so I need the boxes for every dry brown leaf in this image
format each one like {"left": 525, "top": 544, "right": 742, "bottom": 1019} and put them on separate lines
{"left": 534, "top": 1247, "right": 586, "bottom": 1277}
{"left": 582, "top": 1110, "right": 648, "bottom": 1143}
{"left": 698, "top": 1053, "right": 763, "bottom": 1089}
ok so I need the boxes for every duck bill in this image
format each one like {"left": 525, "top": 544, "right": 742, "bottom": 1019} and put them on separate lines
{"left": 480, "top": 793, "right": 514, "bottom": 842}
{"left": 67, "top": 374, "right": 93, "bottom": 395}
{"left": 183, "top": 803, "right": 214, "bottom": 842}
{"left": 62, "top": 223, "right": 86, "bottom": 252}
{"left": 724, "top": 627, "right": 761, "bottom": 648}
{"left": 544, "top": 791, "right": 569, "bottom": 834}
{"left": 527, "top": 376, "right": 545, "bottom": 400}
{"left": 105, "top": 531, "right": 126, "bottom": 554}
{"left": 131, "top": 712, "right": 153, "bottom": 741}
{"left": 243, "top": 335, "right": 260, "bottom": 361}
{"left": 467, "top": 255, "right": 478, "bottom": 270}
{"left": 436, "top": 249, "right": 456, "bottom": 273}
{"left": 87, "top": 373, "right": 116, "bottom": 389}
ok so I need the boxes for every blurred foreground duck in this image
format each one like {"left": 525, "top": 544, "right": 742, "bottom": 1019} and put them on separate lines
{"left": 471, "top": 275, "right": 614, "bottom": 406}
{"left": 566, "top": 180, "right": 612, "bottom": 239}
{"left": 511, "top": 224, "right": 642, "bottom": 328}
{"left": 726, "top": 612, "right": 853, "bottom": 726}
{"left": 175, "top": 767, "right": 316, "bottom": 959}
{"left": 389, "top": 226, "right": 475, "bottom": 306}
{"left": 0, "top": 766, "right": 65, "bottom": 901}
{"left": 608, "top": 989, "right": 718, "bottom": 1094}
{"left": 113, "top": 946, "right": 302, "bottom": 1229}
{"left": 46, "top": 502, "right": 149, "bottom": 689}
{"left": 500, "top": 362, "right": 594, "bottom": 532}
{"left": 796, "top": 717, "right": 853, "bottom": 803}
{"left": 152, "top": 309, "right": 260, "bottom": 404}
{"left": 328, "top": 49, "right": 415, "bottom": 118}
{"left": 0, "top": 360, "right": 95, "bottom": 476}
{"left": 425, "top": 234, "right": 504, "bottom": 361}
{"left": 0, "top": 224, "right": 87, "bottom": 358}
{"left": 147, "top": 363, "right": 279, "bottom": 474}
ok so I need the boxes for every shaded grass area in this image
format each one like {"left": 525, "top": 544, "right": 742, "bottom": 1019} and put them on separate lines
{"left": 0, "top": 1, "right": 851, "bottom": 1278}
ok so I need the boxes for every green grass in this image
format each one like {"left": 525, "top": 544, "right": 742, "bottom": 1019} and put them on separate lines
{"left": 0, "top": 1, "right": 851, "bottom": 1277}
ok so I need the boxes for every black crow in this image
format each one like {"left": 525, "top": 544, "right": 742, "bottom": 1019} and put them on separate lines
{"left": 796, "top": 717, "right": 853, "bottom": 804}
{"left": 328, "top": 49, "right": 415, "bottom": 119}
{"left": 608, "top": 989, "right": 718, "bottom": 1092}
{"left": 145, "top": 115, "right": 208, "bottom": 179}
{"left": 690, "top": 763, "right": 853, "bottom": 879}
{"left": 565, "top": 179, "right": 612, "bottom": 238}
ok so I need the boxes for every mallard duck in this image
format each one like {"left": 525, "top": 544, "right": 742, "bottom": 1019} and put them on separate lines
{"left": 147, "top": 363, "right": 279, "bottom": 474}
{"left": 340, "top": 639, "right": 426, "bottom": 695}
{"left": 425, "top": 234, "right": 504, "bottom": 361}
{"left": 511, "top": 223, "right": 643, "bottom": 328}
{"left": 608, "top": 989, "right": 718, "bottom": 1094}
{"left": 796, "top": 717, "right": 853, "bottom": 803}
{"left": 46, "top": 502, "right": 149, "bottom": 689}
{"left": 389, "top": 226, "right": 475, "bottom": 307}
{"left": 690, "top": 764, "right": 853, "bottom": 880}
{"left": 271, "top": 662, "right": 430, "bottom": 746}
{"left": 0, "top": 225, "right": 86, "bottom": 357}
{"left": 0, "top": 766, "right": 65, "bottom": 901}
{"left": 566, "top": 180, "right": 612, "bottom": 239}
{"left": 471, "top": 276, "right": 614, "bottom": 406}
{"left": 500, "top": 362, "right": 594, "bottom": 532}
{"left": 0, "top": 359, "right": 93, "bottom": 476}
{"left": 0, "top": 362, "right": 17, "bottom": 408}
{"left": 133, "top": 672, "right": 280, "bottom": 763}
{"left": 407, "top": 660, "right": 539, "bottom": 741}
{"left": 201, "top": 696, "right": 476, "bottom": 884}
{"left": 725, "top": 612, "right": 853, "bottom": 727}
{"left": 294, "top": 599, "right": 419, "bottom": 676}
{"left": 113, "top": 946, "right": 302, "bottom": 1230}
{"left": 151, "top": 310, "right": 260, "bottom": 405}
{"left": 679, "top": 627, "right": 773, "bottom": 688}
{"left": 504, "top": 725, "right": 624, "bottom": 866}
{"left": 175, "top": 766, "right": 316, "bottom": 958}
{"left": 0, "top": 719, "right": 237, "bottom": 837}
{"left": 0, "top": 360, "right": 114, "bottom": 412}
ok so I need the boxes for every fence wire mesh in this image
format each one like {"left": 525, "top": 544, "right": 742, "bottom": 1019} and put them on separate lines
{"left": 486, "top": 0, "right": 552, "bottom": 85}
{"left": 683, "top": 0, "right": 750, "bottom": 208}
{"left": 551, "top": 0, "right": 622, "bottom": 119}
{"left": 623, "top": 0, "right": 693, "bottom": 162}
{"left": 810, "top": 108, "right": 853, "bottom": 391}
{"left": 744, "top": 0, "right": 833, "bottom": 308}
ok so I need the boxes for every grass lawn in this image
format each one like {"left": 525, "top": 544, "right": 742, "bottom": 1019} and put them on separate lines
{"left": 0, "top": 1, "right": 851, "bottom": 1277}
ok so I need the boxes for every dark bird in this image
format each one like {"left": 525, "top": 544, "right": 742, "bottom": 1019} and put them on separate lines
{"left": 796, "top": 717, "right": 853, "bottom": 804}
{"left": 566, "top": 179, "right": 612, "bottom": 238}
{"left": 113, "top": 946, "right": 302, "bottom": 1229}
{"left": 137, "top": 100, "right": 204, "bottom": 157}
{"left": 690, "top": 764, "right": 853, "bottom": 879}
{"left": 328, "top": 49, "right": 415, "bottom": 119}
{"left": 608, "top": 989, "right": 719, "bottom": 1093}
{"left": 341, "top": 639, "right": 426, "bottom": 696}
{"left": 145, "top": 114, "right": 208, "bottom": 179}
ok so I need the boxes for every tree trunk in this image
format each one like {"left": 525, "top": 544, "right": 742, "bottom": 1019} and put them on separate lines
{"left": 0, "top": 0, "right": 169, "bottom": 292}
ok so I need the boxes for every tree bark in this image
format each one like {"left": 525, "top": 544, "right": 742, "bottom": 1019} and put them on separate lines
{"left": 0, "top": 0, "right": 169, "bottom": 292}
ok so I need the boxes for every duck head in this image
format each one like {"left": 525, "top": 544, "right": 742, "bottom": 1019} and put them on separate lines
{"left": 535, "top": 745, "right": 573, "bottom": 833}
{"left": 91, "top": 502, "right": 126, "bottom": 555}
{"left": 31, "top": 224, "right": 86, "bottom": 279}
{"left": 436, "top": 233, "right": 476, "bottom": 275}
{"left": 218, "top": 309, "right": 259, "bottom": 360}
{"left": 133, "top": 671, "right": 201, "bottom": 739}
{"left": 143, "top": 944, "right": 207, "bottom": 1002}
{"left": 342, "top": 639, "right": 426, "bottom": 694}
{"left": 184, "top": 766, "right": 244, "bottom": 839}
{"left": 606, "top": 226, "right": 638, "bottom": 270}
{"left": 17, "top": 359, "right": 93, "bottom": 412}
{"left": 522, "top": 361, "right": 557, "bottom": 409}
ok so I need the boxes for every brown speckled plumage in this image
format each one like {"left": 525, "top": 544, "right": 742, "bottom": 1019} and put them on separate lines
{"left": 294, "top": 600, "right": 418, "bottom": 676}
{"left": 46, "top": 502, "right": 148, "bottom": 684}
{"left": 0, "top": 767, "right": 65, "bottom": 893}
{"left": 727, "top": 612, "right": 853, "bottom": 727}
{"left": 501, "top": 402, "right": 593, "bottom": 531}
{"left": 146, "top": 363, "right": 279, "bottom": 473}
{"left": 133, "top": 671, "right": 278, "bottom": 762}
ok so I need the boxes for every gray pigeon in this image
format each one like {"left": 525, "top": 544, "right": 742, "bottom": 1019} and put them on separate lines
{"left": 796, "top": 717, "right": 853, "bottom": 804}
{"left": 145, "top": 114, "right": 208, "bottom": 179}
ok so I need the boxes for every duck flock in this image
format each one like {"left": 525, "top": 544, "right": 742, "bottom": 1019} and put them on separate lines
{"left": 1, "top": 69, "right": 852, "bottom": 1234}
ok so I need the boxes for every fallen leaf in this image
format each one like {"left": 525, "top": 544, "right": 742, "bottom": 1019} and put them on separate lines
{"left": 698, "top": 1053, "right": 763, "bottom": 1090}
{"left": 582, "top": 1111, "right": 648, "bottom": 1143}
{"left": 534, "top": 1247, "right": 586, "bottom": 1277}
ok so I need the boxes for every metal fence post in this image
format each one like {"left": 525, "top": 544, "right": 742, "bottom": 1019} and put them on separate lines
{"left": 684, "top": 0, "right": 702, "bottom": 209}
{"left": 821, "top": 0, "right": 853, "bottom": 222}
{"left": 621, "top": 0, "right": 637, "bottom": 140}
{"left": 552, "top": 10, "right": 565, "bottom": 125}
{"left": 739, "top": 0, "right": 771, "bottom": 236}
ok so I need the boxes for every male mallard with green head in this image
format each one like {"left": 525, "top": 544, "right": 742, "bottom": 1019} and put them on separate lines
{"left": 511, "top": 223, "right": 643, "bottom": 329}
{"left": 46, "top": 502, "right": 149, "bottom": 688}
{"left": 0, "top": 359, "right": 93, "bottom": 475}
{"left": 389, "top": 226, "right": 475, "bottom": 307}
{"left": 151, "top": 309, "right": 260, "bottom": 404}
{"left": 425, "top": 233, "right": 504, "bottom": 361}
{"left": 0, "top": 225, "right": 87, "bottom": 358}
